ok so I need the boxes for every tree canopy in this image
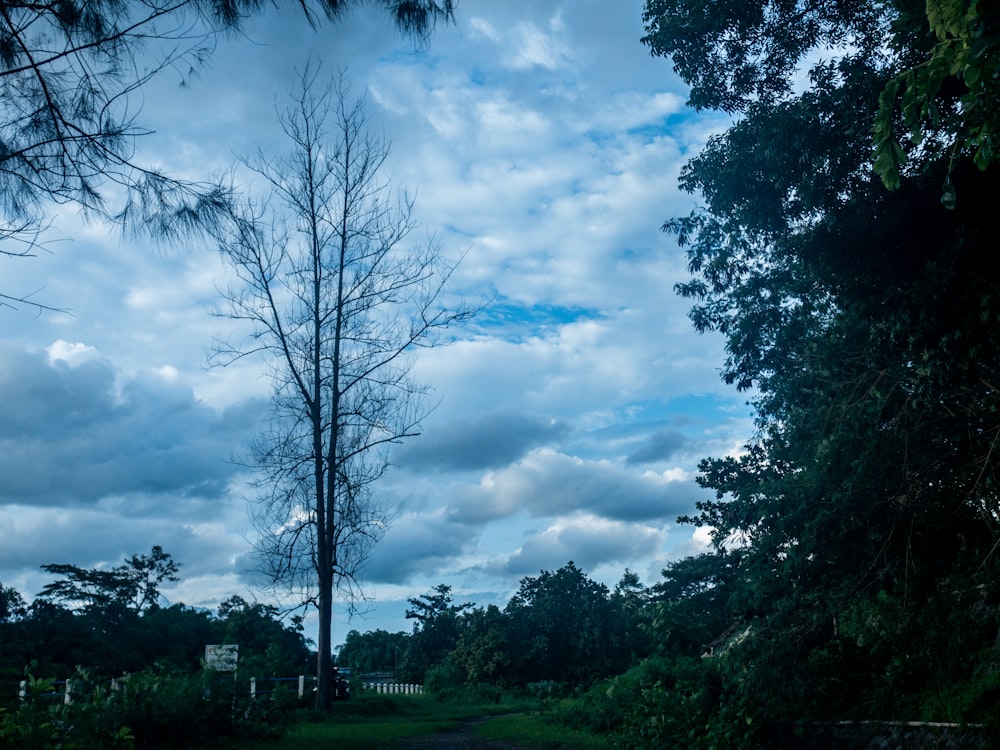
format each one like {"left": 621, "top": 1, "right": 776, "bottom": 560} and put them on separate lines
{"left": 643, "top": 0, "right": 999, "bottom": 189}
{"left": 387, "top": 565, "right": 651, "bottom": 688}
{"left": 641, "top": 0, "right": 1000, "bottom": 733}
{"left": 0, "top": 548, "right": 310, "bottom": 682}
{"left": 0, "top": 0, "right": 454, "bottom": 308}
{"left": 38, "top": 546, "right": 179, "bottom": 616}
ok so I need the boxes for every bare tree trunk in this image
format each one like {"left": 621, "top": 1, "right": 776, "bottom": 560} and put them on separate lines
{"left": 315, "top": 560, "right": 333, "bottom": 709}
{"left": 211, "top": 64, "right": 475, "bottom": 710}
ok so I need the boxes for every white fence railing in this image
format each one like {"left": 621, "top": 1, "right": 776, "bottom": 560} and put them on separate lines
{"left": 15, "top": 674, "right": 424, "bottom": 702}
{"left": 362, "top": 682, "right": 423, "bottom": 695}
{"left": 16, "top": 675, "right": 318, "bottom": 703}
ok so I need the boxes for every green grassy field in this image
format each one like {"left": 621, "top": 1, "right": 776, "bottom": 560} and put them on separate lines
{"left": 215, "top": 693, "right": 613, "bottom": 750}
{"left": 475, "top": 712, "right": 613, "bottom": 750}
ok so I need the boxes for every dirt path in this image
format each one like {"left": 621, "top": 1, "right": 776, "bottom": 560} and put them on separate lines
{"left": 396, "top": 717, "right": 532, "bottom": 750}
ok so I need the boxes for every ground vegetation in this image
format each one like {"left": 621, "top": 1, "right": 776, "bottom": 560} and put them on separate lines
{"left": 0, "top": 548, "right": 312, "bottom": 748}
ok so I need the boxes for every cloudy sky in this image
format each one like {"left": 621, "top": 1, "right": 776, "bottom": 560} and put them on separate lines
{"left": 1, "top": 0, "right": 751, "bottom": 645}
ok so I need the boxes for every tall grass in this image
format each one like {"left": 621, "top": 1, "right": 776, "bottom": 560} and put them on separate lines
{"left": 214, "top": 692, "right": 611, "bottom": 750}
{"left": 476, "top": 712, "right": 613, "bottom": 750}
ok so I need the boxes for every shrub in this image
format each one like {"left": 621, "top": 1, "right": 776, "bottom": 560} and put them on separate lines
{"left": 0, "top": 672, "right": 134, "bottom": 750}
{"left": 1, "top": 665, "right": 297, "bottom": 749}
{"left": 96, "top": 667, "right": 234, "bottom": 748}
{"left": 423, "top": 661, "right": 466, "bottom": 700}
{"left": 550, "top": 656, "right": 758, "bottom": 750}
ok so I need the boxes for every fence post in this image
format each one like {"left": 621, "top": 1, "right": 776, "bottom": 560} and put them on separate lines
{"left": 250, "top": 677, "right": 256, "bottom": 698}
{"left": 19, "top": 680, "right": 26, "bottom": 702}
{"left": 298, "top": 675, "right": 305, "bottom": 699}
{"left": 64, "top": 679, "right": 73, "bottom": 705}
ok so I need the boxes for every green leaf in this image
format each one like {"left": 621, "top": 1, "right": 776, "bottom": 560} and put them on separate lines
{"left": 874, "top": 144, "right": 901, "bottom": 190}
{"left": 964, "top": 62, "right": 981, "bottom": 87}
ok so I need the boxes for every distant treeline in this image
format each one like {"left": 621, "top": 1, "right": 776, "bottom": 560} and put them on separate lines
{"left": 0, "top": 547, "right": 311, "bottom": 682}
{"left": 4, "top": 545, "right": 1000, "bottom": 748}
{"left": 339, "top": 563, "right": 653, "bottom": 687}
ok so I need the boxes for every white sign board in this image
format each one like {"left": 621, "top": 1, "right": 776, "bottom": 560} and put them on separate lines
{"left": 205, "top": 644, "right": 239, "bottom": 671}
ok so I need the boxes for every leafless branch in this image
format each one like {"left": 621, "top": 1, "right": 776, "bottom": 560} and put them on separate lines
{"left": 211, "top": 62, "right": 471, "bottom": 709}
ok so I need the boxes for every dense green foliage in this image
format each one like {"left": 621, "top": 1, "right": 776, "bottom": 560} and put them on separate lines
{"left": 1, "top": 548, "right": 312, "bottom": 748}
{"left": 397, "top": 584, "right": 474, "bottom": 682}
{"left": 0, "top": 549, "right": 311, "bottom": 683}
{"left": 341, "top": 564, "right": 655, "bottom": 691}
{"left": 627, "top": 0, "right": 1000, "bottom": 745}
{"left": 0, "top": 665, "right": 307, "bottom": 749}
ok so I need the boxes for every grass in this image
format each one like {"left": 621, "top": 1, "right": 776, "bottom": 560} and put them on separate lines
{"left": 210, "top": 692, "right": 613, "bottom": 750}
{"left": 475, "top": 712, "right": 614, "bottom": 749}
{"left": 214, "top": 693, "right": 525, "bottom": 749}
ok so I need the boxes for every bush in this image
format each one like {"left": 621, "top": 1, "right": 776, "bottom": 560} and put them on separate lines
{"left": 0, "top": 672, "right": 134, "bottom": 750}
{"left": 95, "top": 667, "right": 235, "bottom": 748}
{"left": 465, "top": 682, "right": 504, "bottom": 704}
{"left": 526, "top": 680, "right": 562, "bottom": 699}
{"left": 423, "top": 661, "right": 465, "bottom": 700}
{"left": 1, "top": 665, "right": 296, "bottom": 749}
{"left": 550, "top": 656, "right": 757, "bottom": 750}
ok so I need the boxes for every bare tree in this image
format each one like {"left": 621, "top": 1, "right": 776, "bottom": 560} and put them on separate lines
{"left": 212, "top": 65, "right": 472, "bottom": 709}
{"left": 0, "top": 0, "right": 454, "bottom": 310}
